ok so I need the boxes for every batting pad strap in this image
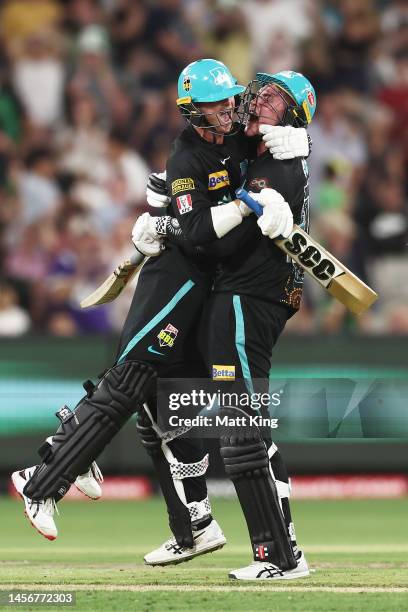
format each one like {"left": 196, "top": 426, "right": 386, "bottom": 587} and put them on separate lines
{"left": 169, "top": 454, "right": 209, "bottom": 480}
{"left": 188, "top": 496, "right": 212, "bottom": 522}
{"left": 275, "top": 479, "right": 291, "bottom": 499}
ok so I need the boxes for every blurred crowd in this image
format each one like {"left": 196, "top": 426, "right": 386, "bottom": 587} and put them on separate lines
{"left": 0, "top": 0, "right": 407, "bottom": 337}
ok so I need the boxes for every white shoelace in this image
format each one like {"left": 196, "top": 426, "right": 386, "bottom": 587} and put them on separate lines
{"left": 90, "top": 462, "right": 104, "bottom": 483}
{"left": 43, "top": 498, "right": 59, "bottom": 516}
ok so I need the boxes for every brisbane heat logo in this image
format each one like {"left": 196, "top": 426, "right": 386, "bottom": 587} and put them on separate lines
{"left": 210, "top": 68, "right": 233, "bottom": 87}
{"left": 158, "top": 323, "right": 178, "bottom": 348}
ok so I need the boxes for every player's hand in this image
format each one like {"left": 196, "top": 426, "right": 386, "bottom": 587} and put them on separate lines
{"left": 259, "top": 125, "right": 309, "bottom": 160}
{"left": 250, "top": 188, "right": 293, "bottom": 239}
{"left": 132, "top": 212, "right": 164, "bottom": 256}
{"left": 146, "top": 171, "right": 171, "bottom": 208}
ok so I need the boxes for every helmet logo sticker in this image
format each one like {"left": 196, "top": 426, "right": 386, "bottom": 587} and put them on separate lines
{"left": 183, "top": 76, "right": 192, "bottom": 92}
{"left": 210, "top": 68, "right": 233, "bottom": 87}
{"left": 307, "top": 90, "right": 315, "bottom": 106}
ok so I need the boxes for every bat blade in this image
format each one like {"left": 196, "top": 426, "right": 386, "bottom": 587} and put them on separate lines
{"left": 276, "top": 227, "right": 378, "bottom": 315}
{"left": 80, "top": 251, "right": 145, "bottom": 308}
{"left": 328, "top": 272, "right": 378, "bottom": 315}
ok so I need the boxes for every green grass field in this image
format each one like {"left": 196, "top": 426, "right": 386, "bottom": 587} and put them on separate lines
{"left": 1, "top": 497, "right": 407, "bottom": 611}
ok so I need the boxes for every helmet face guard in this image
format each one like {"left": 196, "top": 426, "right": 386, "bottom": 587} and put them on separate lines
{"left": 177, "top": 94, "right": 243, "bottom": 135}
{"left": 239, "top": 80, "right": 307, "bottom": 130}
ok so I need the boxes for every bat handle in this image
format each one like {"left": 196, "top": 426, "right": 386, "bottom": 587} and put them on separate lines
{"left": 129, "top": 249, "right": 145, "bottom": 266}
{"left": 235, "top": 187, "right": 263, "bottom": 217}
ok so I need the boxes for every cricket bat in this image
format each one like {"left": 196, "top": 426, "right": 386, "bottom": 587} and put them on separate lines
{"left": 80, "top": 251, "right": 145, "bottom": 308}
{"left": 236, "top": 188, "right": 378, "bottom": 315}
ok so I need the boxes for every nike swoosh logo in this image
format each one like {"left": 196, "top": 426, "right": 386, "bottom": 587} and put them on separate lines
{"left": 147, "top": 345, "right": 165, "bottom": 356}
{"left": 221, "top": 157, "right": 230, "bottom": 165}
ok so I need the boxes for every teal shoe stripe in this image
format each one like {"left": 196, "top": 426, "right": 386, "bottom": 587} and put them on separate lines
{"left": 117, "top": 279, "right": 195, "bottom": 363}
{"left": 233, "top": 295, "right": 254, "bottom": 394}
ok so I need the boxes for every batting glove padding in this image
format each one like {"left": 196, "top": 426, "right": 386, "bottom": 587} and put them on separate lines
{"left": 146, "top": 171, "right": 171, "bottom": 208}
{"left": 250, "top": 188, "right": 294, "bottom": 239}
{"left": 132, "top": 212, "right": 164, "bottom": 256}
{"left": 259, "top": 125, "right": 309, "bottom": 160}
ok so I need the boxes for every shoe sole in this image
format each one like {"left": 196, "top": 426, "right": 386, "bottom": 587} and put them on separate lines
{"left": 229, "top": 569, "right": 310, "bottom": 581}
{"left": 11, "top": 472, "right": 57, "bottom": 542}
{"left": 144, "top": 537, "right": 227, "bottom": 567}
{"left": 74, "top": 483, "right": 101, "bottom": 500}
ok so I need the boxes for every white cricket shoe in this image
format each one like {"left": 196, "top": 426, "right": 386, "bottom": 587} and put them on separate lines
{"left": 74, "top": 462, "right": 103, "bottom": 499}
{"left": 229, "top": 551, "right": 310, "bottom": 580}
{"left": 11, "top": 466, "right": 58, "bottom": 541}
{"left": 144, "top": 519, "right": 226, "bottom": 566}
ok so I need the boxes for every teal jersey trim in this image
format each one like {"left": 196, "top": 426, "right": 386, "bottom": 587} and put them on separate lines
{"left": 233, "top": 295, "right": 254, "bottom": 394}
{"left": 117, "top": 280, "right": 195, "bottom": 363}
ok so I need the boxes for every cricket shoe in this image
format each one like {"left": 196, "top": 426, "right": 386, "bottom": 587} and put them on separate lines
{"left": 42, "top": 437, "right": 103, "bottom": 501}
{"left": 74, "top": 462, "right": 103, "bottom": 499}
{"left": 11, "top": 466, "right": 58, "bottom": 541}
{"left": 229, "top": 551, "right": 310, "bottom": 581}
{"left": 144, "top": 519, "right": 226, "bottom": 566}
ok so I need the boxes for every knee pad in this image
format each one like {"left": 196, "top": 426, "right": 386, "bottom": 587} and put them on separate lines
{"left": 24, "top": 361, "right": 156, "bottom": 501}
{"left": 220, "top": 407, "right": 296, "bottom": 570}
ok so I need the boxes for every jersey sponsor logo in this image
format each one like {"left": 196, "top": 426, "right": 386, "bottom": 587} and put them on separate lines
{"left": 171, "top": 177, "right": 195, "bottom": 195}
{"left": 248, "top": 177, "right": 270, "bottom": 191}
{"left": 158, "top": 323, "right": 178, "bottom": 348}
{"left": 176, "top": 194, "right": 193, "bottom": 214}
{"left": 212, "top": 365, "right": 235, "bottom": 380}
{"left": 220, "top": 156, "right": 230, "bottom": 165}
{"left": 208, "top": 170, "right": 230, "bottom": 191}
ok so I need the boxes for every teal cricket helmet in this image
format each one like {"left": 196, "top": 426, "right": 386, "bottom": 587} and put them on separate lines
{"left": 256, "top": 70, "right": 317, "bottom": 126}
{"left": 177, "top": 59, "right": 245, "bottom": 104}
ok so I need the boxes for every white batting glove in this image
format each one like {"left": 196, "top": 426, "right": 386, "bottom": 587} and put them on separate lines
{"left": 259, "top": 125, "right": 309, "bottom": 160}
{"left": 250, "top": 188, "right": 293, "bottom": 239}
{"left": 132, "top": 212, "right": 164, "bottom": 257}
{"left": 146, "top": 171, "right": 171, "bottom": 208}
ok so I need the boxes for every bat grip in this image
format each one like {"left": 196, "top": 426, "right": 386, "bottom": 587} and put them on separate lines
{"left": 235, "top": 187, "right": 263, "bottom": 217}
{"left": 130, "top": 249, "right": 146, "bottom": 266}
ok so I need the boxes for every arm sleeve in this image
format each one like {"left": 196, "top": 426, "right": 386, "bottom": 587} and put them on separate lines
{"left": 166, "top": 154, "right": 218, "bottom": 245}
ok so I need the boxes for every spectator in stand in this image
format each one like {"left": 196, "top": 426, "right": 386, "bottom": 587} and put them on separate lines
{"left": 16, "top": 147, "right": 61, "bottom": 228}
{"left": 0, "top": 282, "right": 30, "bottom": 336}
{"left": 12, "top": 32, "right": 65, "bottom": 128}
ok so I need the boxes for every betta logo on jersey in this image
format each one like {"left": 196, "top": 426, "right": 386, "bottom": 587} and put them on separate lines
{"left": 176, "top": 194, "right": 193, "bottom": 214}
{"left": 208, "top": 171, "right": 230, "bottom": 191}
{"left": 248, "top": 177, "right": 270, "bottom": 191}
{"left": 212, "top": 365, "right": 235, "bottom": 380}
{"left": 158, "top": 323, "right": 178, "bottom": 348}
